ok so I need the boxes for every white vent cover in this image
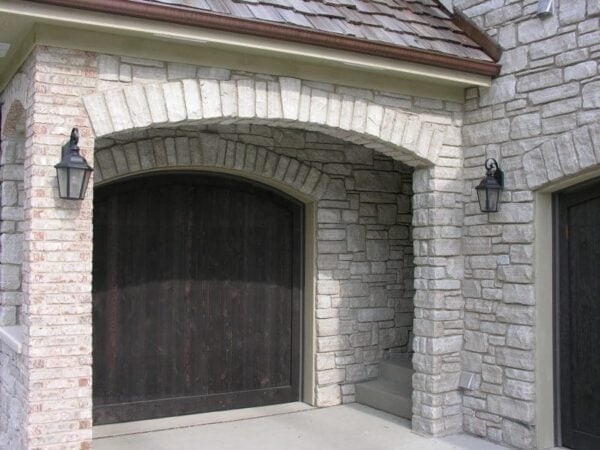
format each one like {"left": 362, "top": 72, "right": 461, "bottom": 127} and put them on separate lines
{"left": 537, "top": 0, "right": 555, "bottom": 17}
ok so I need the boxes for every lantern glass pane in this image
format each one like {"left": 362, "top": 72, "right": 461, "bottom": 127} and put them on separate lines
{"left": 477, "top": 186, "right": 500, "bottom": 212}
{"left": 81, "top": 170, "right": 92, "bottom": 198}
{"left": 69, "top": 168, "right": 86, "bottom": 199}
{"left": 487, "top": 188, "right": 500, "bottom": 212}
{"left": 57, "top": 167, "right": 69, "bottom": 199}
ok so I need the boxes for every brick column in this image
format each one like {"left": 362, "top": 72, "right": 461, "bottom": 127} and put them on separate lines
{"left": 21, "top": 47, "right": 96, "bottom": 449}
{"left": 411, "top": 166, "right": 464, "bottom": 436}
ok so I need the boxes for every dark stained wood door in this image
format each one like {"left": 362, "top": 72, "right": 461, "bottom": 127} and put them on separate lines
{"left": 558, "top": 181, "right": 600, "bottom": 449}
{"left": 92, "top": 173, "right": 303, "bottom": 424}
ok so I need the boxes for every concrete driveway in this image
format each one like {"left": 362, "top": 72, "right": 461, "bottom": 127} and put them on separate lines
{"left": 94, "top": 403, "right": 506, "bottom": 450}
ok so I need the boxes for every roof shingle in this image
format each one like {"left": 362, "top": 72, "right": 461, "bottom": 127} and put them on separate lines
{"left": 135, "top": 0, "right": 495, "bottom": 63}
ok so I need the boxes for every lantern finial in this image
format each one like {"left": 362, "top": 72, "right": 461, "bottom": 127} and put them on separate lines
{"left": 69, "top": 128, "right": 80, "bottom": 151}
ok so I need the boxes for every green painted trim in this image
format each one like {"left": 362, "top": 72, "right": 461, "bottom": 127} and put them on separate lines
{"left": 535, "top": 192, "right": 555, "bottom": 450}
{"left": 0, "top": 28, "right": 35, "bottom": 93}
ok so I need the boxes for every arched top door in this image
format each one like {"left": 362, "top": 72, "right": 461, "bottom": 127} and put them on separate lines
{"left": 93, "top": 172, "right": 303, "bottom": 424}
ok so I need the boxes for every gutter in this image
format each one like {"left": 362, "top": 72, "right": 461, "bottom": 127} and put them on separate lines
{"left": 24, "top": 0, "right": 501, "bottom": 77}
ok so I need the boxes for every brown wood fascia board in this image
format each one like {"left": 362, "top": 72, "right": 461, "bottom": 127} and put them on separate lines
{"left": 451, "top": 9, "right": 503, "bottom": 63}
{"left": 23, "top": 0, "right": 501, "bottom": 77}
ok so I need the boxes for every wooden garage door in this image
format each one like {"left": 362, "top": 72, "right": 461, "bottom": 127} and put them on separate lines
{"left": 558, "top": 181, "right": 600, "bottom": 449}
{"left": 92, "top": 173, "right": 303, "bottom": 425}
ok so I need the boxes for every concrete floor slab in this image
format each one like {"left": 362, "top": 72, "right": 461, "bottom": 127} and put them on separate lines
{"left": 94, "top": 404, "right": 507, "bottom": 450}
{"left": 94, "top": 402, "right": 314, "bottom": 438}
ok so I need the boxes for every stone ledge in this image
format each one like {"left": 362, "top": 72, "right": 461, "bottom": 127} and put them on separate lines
{"left": 0, "top": 325, "right": 23, "bottom": 354}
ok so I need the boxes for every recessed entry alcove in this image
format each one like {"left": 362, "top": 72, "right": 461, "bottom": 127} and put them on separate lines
{"left": 90, "top": 123, "right": 416, "bottom": 425}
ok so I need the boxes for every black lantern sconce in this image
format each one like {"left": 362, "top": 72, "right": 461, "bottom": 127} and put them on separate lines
{"left": 476, "top": 158, "right": 504, "bottom": 213}
{"left": 55, "top": 128, "right": 93, "bottom": 200}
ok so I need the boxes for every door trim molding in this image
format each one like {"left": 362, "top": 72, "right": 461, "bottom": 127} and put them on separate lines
{"left": 535, "top": 192, "right": 556, "bottom": 449}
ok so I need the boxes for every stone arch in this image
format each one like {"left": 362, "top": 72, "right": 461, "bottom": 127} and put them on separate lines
{"left": 94, "top": 131, "right": 334, "bottom": 201}
{"left": 523, "top": 124, "right": 600, "bottom": 190}
{"left": 91, "top": 122, "right": 419, "bottom": 410}
{"left": 83, "top": 78, "right": 448, "bottom": 168}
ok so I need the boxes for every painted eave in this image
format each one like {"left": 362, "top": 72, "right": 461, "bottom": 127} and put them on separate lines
{"left": 0, "top": 0, "right": 493, "bottom": 102}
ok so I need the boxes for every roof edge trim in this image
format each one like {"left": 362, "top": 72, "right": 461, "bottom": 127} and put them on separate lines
{"left": 451, "top": 9, "right": 503, "bottom": 62}
{"left": 24, "top": 0, "right": 501, "bottom": 77}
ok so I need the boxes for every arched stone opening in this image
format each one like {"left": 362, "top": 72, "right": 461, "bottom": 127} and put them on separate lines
{"left": 83, "top": 77, "right": 446, "bottom": 169}
{"left": 91, "top": 122, "right": 416, "bottom": 420}
{"left": 83, "top": 77, "right": 465, "bottom": 435}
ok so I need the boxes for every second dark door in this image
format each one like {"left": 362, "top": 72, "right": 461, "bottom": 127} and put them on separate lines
{"left": 557, "top": 181, "right": 600, "bottom": 449}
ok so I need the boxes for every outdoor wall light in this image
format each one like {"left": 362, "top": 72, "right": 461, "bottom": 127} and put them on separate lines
{"left": 476, "top": 158, "right": 504, "bottom": 213}
{"left": 55, "top": 128, "right": 93, "bottom": 200}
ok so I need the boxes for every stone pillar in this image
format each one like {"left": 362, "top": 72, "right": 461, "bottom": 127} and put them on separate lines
{"left": 411, "top": 165, "right": 464, "bottom": 436}
{"left": 21, "top": 46, "right": 96, "bottom": 449}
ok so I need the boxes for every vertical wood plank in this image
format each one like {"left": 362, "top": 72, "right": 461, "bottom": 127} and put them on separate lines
{"left": 93, "top": 173, "right": 303, "bottom": 424}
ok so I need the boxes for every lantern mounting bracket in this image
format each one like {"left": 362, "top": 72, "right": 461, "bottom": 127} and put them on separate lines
{"left": 485, "top": 158, "right": 504, "bottom": 188}
{"left": 61, "top": 128, "right": 80, "bottom": 159}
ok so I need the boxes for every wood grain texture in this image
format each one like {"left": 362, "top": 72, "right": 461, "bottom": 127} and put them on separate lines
{"left": 558, "top": 181, "right": 600, "bottom": 449}
{"left": 93, "top": 173, "right": 303, "bottom": 424}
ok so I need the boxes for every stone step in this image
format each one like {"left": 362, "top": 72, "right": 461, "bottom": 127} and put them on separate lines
{"left": 355, "top": 378, "right": 412, "bottom": 420}
{"left": 380, "top": 357, "right": 413, "bottom": 383}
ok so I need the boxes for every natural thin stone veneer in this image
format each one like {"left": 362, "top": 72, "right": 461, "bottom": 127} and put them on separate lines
{"left": 0, "top": 45, "right": 469, "bottom": 448}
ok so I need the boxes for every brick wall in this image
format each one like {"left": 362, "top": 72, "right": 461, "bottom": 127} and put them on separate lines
{"left": 19, "top": 46, "right": 97, "bottom": 450}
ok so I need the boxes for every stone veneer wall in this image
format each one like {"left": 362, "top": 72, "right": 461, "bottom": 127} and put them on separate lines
{"left": 0, "top": 341, "right": 25, "bottom": 450}
{"left": 0, "top": 136, "right": 25, "bottom": 326}
{"left": 88, "top": 50, "right": 468, "bottom": 435}
{"left": 0, "top": 62, "right": 32, "bottom": 450}
{"left": 0, "top": 43, "right": 469, "bottom": 448}
{"left": 94, "top": 124, "right": 415, "bottom": 405}
{"left": 0, "top": 124, "right": 26, "bottom": 450}
{"left": 454, "top": 0, "right": 600, "bottom": 448}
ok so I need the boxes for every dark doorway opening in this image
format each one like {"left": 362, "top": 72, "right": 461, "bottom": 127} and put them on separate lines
{"left": 556, "top": 180, "right": 600, "bottom": 449}
{"left": 92, "top": 172, "right": 303, "bottom": 424}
